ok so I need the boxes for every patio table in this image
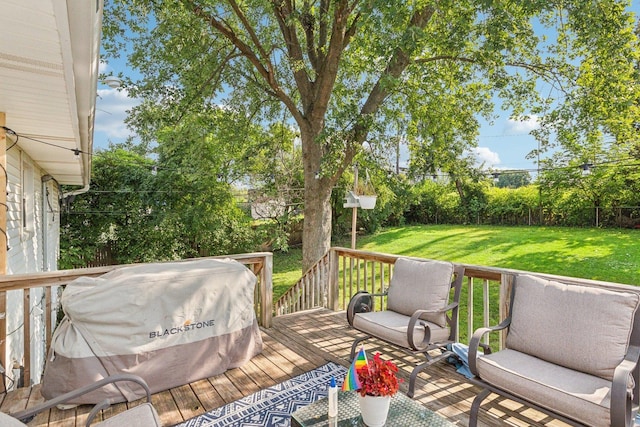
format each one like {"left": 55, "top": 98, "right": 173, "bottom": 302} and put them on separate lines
{"left": 291, "top": 391, "right": 456, "bottom": 426}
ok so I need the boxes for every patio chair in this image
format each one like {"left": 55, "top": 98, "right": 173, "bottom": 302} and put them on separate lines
{"left": 2, "top": 374, "right": 162, "bottom": 427}
{"left": 468, "top": 274, "right": 640, "bottom": 427}
{"left": 346, "top": 257, "right": 464, "bottom": 397}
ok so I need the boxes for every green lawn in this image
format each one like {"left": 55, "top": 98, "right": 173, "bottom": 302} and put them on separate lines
{"left": 273, "top": 225, "right": 640, "bottom": 301}
{"left": 272, "top": 247, "right": 303, "bottom": 301}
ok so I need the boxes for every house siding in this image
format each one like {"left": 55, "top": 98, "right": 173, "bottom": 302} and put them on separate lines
{"left": 4, "top": 148, "right": 60, "bottom": 386}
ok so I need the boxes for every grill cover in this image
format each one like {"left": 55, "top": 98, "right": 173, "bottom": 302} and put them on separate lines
{"left": 41, "top": 258, "right": 263, "bottom": 404}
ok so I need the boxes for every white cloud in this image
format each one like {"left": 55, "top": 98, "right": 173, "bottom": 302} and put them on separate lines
{"left": 466, "top": 146, "right": 501, "bottom": 168}
{"left": 504, "top": 115, "right": 540, "bottom": 134}
{"left": 95, "top": 88, "right": 140, "bottom": 140}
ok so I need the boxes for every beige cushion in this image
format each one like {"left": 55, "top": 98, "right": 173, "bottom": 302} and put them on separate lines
{"left": 353, "top": 310, "right": 450, "bottom": 349}
{"left": 97, "top": 403, "right": 162, "bottom": 426}
{"left": 0, "top": 412, "right": 27, "bottom": 427}
{"left": 506, "top": 274, "right": 639, "bottom": 380}
{"left": 386, "top": 258, "right": 454, "bottom": 327}
{"left": 477, "top": 349, "right": 613, "bottom": 426}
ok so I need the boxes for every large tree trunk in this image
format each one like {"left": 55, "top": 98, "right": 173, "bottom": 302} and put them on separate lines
{"left": 273, "top": 3, "right": 435, "bottom": 272}
{"left": 300, "top": 127, "right": 333, "bottom": 272}
{"left": 301, "top": 175, "right": 333, "bottom": 272}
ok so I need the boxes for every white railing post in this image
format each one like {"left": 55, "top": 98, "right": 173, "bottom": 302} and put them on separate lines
{"left": 499, "top": 274, "right": 515, "bottom": 350}
{"left": 483, "top": 279, "right": 490, "bottom": 347}
{"left": 467, "top": 276, "right": 473, "bottom": 345}
{"left": 328, "top": 249, "right": 339, "bottom": 311}
{"left": 259, "top": 253, "right": 273, "bottom": 328}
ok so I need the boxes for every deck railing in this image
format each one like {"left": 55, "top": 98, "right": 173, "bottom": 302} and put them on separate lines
{"left": 275, "top": 247, "right": 508, "bottom": 346}
{"left": 0, "top": 253, "right": 273, "bottom": 388}
{"left": 5, "top": 247, "right": 634, "bottom": 392}
{"left": 275, "top": 247, "right": 636, "bottom": 351}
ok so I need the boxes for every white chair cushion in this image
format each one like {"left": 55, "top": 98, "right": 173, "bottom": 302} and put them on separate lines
{"left": 0, "top": 412, "right": 27, "bottom": 427}
{"left": 96, "top": 402, "right": 162, "bottom": 426}
{"left": 477, "top": 349, "right": 614, "bottom": 426}
{"left": 386, "top": 258, "right": 454, "bottom": 327}
{"left": 353, "top": 310, "right": 450, "bottom": 348}
{"left": 506, "top": 274, "right": 639, "bottom": 380}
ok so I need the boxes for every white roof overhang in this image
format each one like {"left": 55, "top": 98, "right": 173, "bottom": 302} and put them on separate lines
{"left": 0, "top": 0, "right": 103, "bottom": 186}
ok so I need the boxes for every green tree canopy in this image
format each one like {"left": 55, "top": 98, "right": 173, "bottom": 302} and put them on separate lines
{"left": 496, "top": 171, "right": 532, "bottom": 189}
{"left": 61, "top": 138, "right": 259, "bottom": 267}
{"left": 60, "top": 148, "right": 157, "bottom": 267}
{"left": 103, "top": 0, "right": 640, "bottom": 270}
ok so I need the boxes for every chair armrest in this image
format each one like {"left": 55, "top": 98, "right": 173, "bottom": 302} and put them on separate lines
{"left": 610, "top": 344, "right": 640, "bottom": 427}
{"left": 406, "top": 303, "right": 460, "bottom": 350}
{"left": 368, "top": 291, "right": 388, "bottom": 298}
{"left": 468, "top": 317, "right": 511, "bottom": 376}
{"left": 86, "top": 399, "right": 112, "bottom": 427}
{"left": 409, "top": 302, "right": 459, "bottom": 317}
{"left": 11, "top": 374, "right": 152, "bottom": 423}
{"left": 440, "top": 302, "right": 459, "bottom": 314}
{"left": 407, "top": 309, "right": 432, "bottom": 350}
{"left": 347, "top": 291, "right": 376, "bottom": 326}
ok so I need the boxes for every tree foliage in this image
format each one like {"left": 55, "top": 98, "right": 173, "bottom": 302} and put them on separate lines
{"left": 102, "top": 0, "right": 640, "bottom": 270}
{"left": 496, "top": 171, "right": 532, "bottom": 189}
{"left": 61, "top": 141, "right": 259, "bottom": 267}
{"left": 60, "top": 149, "right": 158, "bottom": 268}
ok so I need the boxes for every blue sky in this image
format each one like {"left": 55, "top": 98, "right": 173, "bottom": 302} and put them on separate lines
{"left": 94, "top": 64, "right": 540, "bottom": 171}
{"left": 94, "top": 3, "right": 639, "bottom": 173}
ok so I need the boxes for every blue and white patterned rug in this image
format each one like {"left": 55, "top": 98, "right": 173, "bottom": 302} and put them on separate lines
{"left": 177, "top": 362, "right": 347, "bottom": 427}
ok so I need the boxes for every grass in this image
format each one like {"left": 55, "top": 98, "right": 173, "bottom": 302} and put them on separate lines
{"left": 272, "top": 247, "right": 303, "bottom": 301}
{"left": 272, "top": 224, "right": 640, "bottom": 301}
{"left": 272, "top": 224, "right": 640, "bottom": 349}
{"left": 357, "top": 224, "right": 640, "bottom": 284}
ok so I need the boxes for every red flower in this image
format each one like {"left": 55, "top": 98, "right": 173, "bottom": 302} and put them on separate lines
{"left": 356, "top": 352, "right": 402, "bottom": 397}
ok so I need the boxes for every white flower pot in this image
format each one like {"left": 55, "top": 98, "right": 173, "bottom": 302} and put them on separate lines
{"left": 358, "top": 394, "right": 391, "bottom": 427}
{"left": 358, "top": 195, "right": 377, "bottom": 210}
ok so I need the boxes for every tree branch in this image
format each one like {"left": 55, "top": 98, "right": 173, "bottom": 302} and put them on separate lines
{"left": 331, "top": 5, "right": 435, "bottom": 186}
{"left": 413, "top": 55, "right": 477, "bottom": 65}
{"left": 312, "top": 0, "right": 352, "bottom": 121}
{"left": 271, "top": 0, "right": 314, "bottom": 107}
{"left": 342, "top": 1, "right": 360, "bottom": 48}
{"left": 317, "top": 0, "right": 330, "bottom": 62}
{"left": 185, "top": 0, "right": 303, "bottom": 123}
{"left": 362, "top": 7, "right": 435, "bottom": 113}
{"left": 237, "top": 66, "right": 279, "bottom": 99}
{"left": 187, "top": 1, "right": 272, "bottom": 84}
{"left": 228, "top": 0, "right": 274, "bottom": 73}
{"left": 176, "top": 48, "right": 240, "bottom": 123}
{"left": 300, "top": 1, "right": 319, "bottom": 71}
{"left": 414, "top": 55, "right": 567, "bottom": 92}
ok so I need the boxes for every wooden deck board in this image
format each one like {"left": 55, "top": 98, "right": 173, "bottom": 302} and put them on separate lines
{"left": 208, "top": 372, "right": 242, "bottom": 405}
{"left": 1, "top": 385, "right": 30, "bottom": 414}
{"left": 46, "top": 406, "right": 76, "bottom": 427}
{"left": 169, "top": 384, "right": 202, "bottom": 422}
{"left": 151, "top": 389, "right": 182, "bottom": 426}
{"left": 3, "top": 308, "right": 569, "bottom": 426}
{"left": 237, "top": 358, "right": 277, "bottom": 390}
{"left": 188, "top": 378, "right": 224, "bottom": 413}
{"left": 249, "top": 352, "right": 290, "bottom": 383}
{"left": 24, "top": 385, "right": 47, "bottom": 427}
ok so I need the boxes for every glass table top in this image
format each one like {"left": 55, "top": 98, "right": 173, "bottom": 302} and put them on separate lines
{"left": 291, "top": 391, "right": 457, "bottom": 427}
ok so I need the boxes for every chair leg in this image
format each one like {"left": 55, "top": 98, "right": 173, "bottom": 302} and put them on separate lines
{"left": 469, "top": 388, "right": 491, "bottom": 427}
{"left": 408, "top": 361, "right": 428, "bottom": 398}
{"left": 407, "top": 349, "right": 452, "bottom": 398}
{"left": 407, "top": 357, "right": 433, "bottom": 398}
{"left": 350, "top": 336, "right": 369, "bottom": 361}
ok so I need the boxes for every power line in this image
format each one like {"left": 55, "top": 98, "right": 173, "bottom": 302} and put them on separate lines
{"left": 478, "top": 133, "right": 534, "bottom": 139}
{"left": 5, "top": 126, "right": 638, "bottom": 184}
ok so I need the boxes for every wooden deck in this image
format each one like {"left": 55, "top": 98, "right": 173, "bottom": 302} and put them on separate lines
{"left": 1, "top": 308, "right": 569, "bottom": 427}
